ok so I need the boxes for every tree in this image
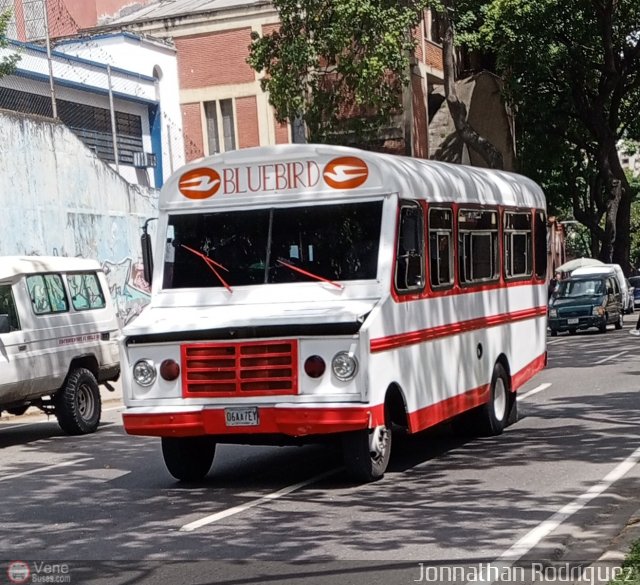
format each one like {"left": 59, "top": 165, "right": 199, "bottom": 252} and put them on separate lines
{"left": 438, "top": 0, "right": 504, "bottom": 169}
{"left": 457, "top": 0, "right": 640, "bottom": 271}
{"left": 0, "top": 9, "right": 19, "bottom": 76}
{"left": 247, "top": 0, "right": 429, "bottom": 146}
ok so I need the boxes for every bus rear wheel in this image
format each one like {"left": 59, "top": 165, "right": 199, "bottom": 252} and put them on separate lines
{"left": 161, "top": 436, "right": 216, "bottom": 482}
{"left": 342, "top": 423, "right": 392, "bottom": 483}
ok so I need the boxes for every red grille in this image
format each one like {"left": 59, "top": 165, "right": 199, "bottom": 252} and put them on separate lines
{"left": 181, "top": 340, "right": 298, "bottom": 397}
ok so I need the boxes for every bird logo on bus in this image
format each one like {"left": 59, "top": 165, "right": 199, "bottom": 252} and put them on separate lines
{"left": 323, "top": 157, "right": 369, "bottom": 189}
{"left": 179, "top": 168, "right": 221, "bottom": 199}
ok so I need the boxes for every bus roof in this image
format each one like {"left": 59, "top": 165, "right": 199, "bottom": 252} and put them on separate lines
{"left": 0, "top": 256, "right": 102, "bottom": 281}
{"left": 161, "top": 144, "right": 546, "bottom": 211}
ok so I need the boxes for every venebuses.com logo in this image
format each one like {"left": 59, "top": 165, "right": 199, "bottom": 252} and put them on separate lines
{"left": 6, "top": 560, "right": 71, "bottom": 583}
{"left": 7, "top": 561, "right": 30, "bottom": 584}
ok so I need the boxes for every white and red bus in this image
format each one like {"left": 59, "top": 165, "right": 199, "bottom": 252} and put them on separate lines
{"left": 120, "top": 144, "right": 548, "bottom": 482}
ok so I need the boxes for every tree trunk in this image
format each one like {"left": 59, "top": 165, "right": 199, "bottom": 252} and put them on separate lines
{"left": 441, "top": 0, "right": 504, "bottom": 170}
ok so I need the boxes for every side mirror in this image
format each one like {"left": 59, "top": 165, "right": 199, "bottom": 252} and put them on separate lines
{"left": 141, "top": 232, "right": 153, "bottom": 285}
{"left": 141, "top": 217, "right": 156, "bottom": 286}
{"left": 607, "top": 287, "right": 614, "bottom": 295}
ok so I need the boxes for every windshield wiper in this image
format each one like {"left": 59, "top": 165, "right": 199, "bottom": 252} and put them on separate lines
{"left": 276, "top": 258, "right": 343, "bottom": 290}
{"left": 180, "top": 244, "right": 233, "bottom": 293}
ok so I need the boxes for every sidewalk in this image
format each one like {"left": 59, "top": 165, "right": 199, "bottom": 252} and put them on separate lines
{"left": 0, "top": 377, "right": 123, "bottom": 422}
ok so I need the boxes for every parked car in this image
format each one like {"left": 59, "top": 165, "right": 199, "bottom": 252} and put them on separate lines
{"left": 548, "top": 273, "right": 623, "bottom": 336}
{"left": 629, "top": 276, "right": 640, "bottom": 308}
{"left": 625, "top": 278, "right": 635, "bottom": 314}
{"left": 0, "top": 256, "right": 120, "bottom": 434}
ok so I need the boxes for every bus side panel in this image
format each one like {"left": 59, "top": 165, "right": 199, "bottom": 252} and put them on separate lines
{"left": 366, "top": 283, "right": 547, "bottom": 434}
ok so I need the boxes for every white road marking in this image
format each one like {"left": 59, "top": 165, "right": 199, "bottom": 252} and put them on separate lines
{"left": 180, "top": 468, "right": 340, "bottom": 532}
{"left": 518, "top": 383, "right": 552, "bottom": 401}
{"left": 0, "top": 457, "right": 94, "bottom": 482}
{"left": 469, "top": 445, "right": 640, "bottom": 584}
{"left": 593, "top": 350, "right": 629, "bottom": 365}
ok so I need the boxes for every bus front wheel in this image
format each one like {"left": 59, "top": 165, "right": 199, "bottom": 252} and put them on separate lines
{"left": 161, "top": 436, "right": 216, "bottom": 482}
{"left": 342, "top": 423, "right": 392, "bottom": 483}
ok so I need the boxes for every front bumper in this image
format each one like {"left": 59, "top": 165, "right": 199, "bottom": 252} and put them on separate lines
{"left": 548, "top": 315, "right": 605, "bottom": 332}
{"left": 122, "top": 404, "right": 385, "bottom": 438}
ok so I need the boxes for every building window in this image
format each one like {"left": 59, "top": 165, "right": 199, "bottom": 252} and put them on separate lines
{"left": 0, "top": 87, "right": 144, "bottom": 165}
{"left": 204, "top": 99, "right": 236, "bottom": 154}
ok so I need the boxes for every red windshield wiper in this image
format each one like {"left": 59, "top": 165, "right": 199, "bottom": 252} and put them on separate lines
{"left": 180, "top": 244, "right": 233, "bottom": 293}
{"left": 276, "top": 258, "right": 343, "bottom": 290}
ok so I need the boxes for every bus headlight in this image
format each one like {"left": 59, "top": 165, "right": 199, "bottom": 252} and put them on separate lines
{"left": 133, "top": 359, "right": 157, "bottom": 387}
{"left": 592, "top": 306, "right": 605, "bottom": 316}
{"left": 332, "top": 351, "right": 358, "bottom": 381}
{"left": 549, "top": 308, "right": 558, "bottom": 318}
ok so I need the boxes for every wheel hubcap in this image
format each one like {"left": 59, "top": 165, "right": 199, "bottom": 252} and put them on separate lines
{"left": 368, "top": 425, "right": 389, "bottom": 463}
{"left": 77, "top": 384, "right": 95, "bottom": 420}
{"left": 493, "top": 378, "right": 507, "bottom": 421}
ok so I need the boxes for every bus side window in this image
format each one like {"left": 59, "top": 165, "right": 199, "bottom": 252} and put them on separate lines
{"left": 395, "top": 203, "right": 425, "bottom": 292}
{"left": 429, "top": 207, "right": 454, "bottom": 289}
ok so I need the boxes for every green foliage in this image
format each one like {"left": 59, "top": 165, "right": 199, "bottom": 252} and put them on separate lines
{"left": 455, "top": 0, "right": 640, "bottom": 265}
{"left": 247, "top": 0, "right": 428, "bottom": 143}
{"left": 0, "top": 9, "right": 20, "bottom": 77}
{"left": 608, "top": 538, "right": 640, "bottom": 585}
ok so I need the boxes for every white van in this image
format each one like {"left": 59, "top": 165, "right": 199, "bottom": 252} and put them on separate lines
{"left": 0, "top": 256, "right": 121, "bottom": 434}
{"left": 571, "top": 264, "right": 632, "bottom": 314}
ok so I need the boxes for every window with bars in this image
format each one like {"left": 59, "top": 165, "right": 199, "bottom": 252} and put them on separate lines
{"left": 204, "top": 98, "right": 236, "bottom": 154}
{"left": 0, "top": 87, "right": 143, "bottom": 165}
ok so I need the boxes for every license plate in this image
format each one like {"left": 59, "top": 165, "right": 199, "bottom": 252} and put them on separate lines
{"left": 568, "top": 318, "right": 579, "bottom": 325}
{"left": 225, "top": 407, "right": 259, "bottom": 427}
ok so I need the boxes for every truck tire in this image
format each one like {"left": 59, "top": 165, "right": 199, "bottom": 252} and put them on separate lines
{"left": 161, "top": 436, "right": 216, "bottom": 482}
{"left": 54, "top": 367, "right": 101, "bottom": 435}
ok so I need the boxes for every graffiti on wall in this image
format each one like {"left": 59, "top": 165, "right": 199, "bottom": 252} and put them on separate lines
{"left": 102, "top": 258, "right": 150, "bottom": 326}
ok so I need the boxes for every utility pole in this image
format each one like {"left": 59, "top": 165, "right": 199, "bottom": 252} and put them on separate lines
{"left": 42, "top": 0, "right": 57, "bottom": 118}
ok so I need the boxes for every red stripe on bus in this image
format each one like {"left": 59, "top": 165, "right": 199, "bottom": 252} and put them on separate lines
{"left": 407, "top": 351, "right": 546, "bottom": 433}
{"left": 370, "top": 306, "right": 548, "bottom": 353}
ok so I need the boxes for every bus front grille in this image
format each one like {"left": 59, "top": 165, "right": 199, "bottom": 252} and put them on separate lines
{"left": 181, "top": 340, "right": 298, "bottom": 396}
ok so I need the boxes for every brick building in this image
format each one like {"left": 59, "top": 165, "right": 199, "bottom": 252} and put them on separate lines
{"left": 89, "top": 0, "right": 444, "bottom": 162}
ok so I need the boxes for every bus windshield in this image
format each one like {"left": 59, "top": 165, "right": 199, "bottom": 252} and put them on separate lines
{"left": 162, "top": 201, "right": 383, "bottom": 289}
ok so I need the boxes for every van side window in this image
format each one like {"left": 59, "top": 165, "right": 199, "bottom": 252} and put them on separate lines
{"left": 27, "top": 274, "right": 69, "bottom": 314}
{"left": 429, "top": 207, "right": 454, "bottom": 288}
{"left": 458, "top": 208, "right": 499, "bottom": 284}
{"left": 0, "top": 284, "right": 20, "bottom": 332}
{"left": 67, "top": 273, "right": 107, "bottom": 310}
{"left": 395, "top": 202, "right": 425, "bottom": 293}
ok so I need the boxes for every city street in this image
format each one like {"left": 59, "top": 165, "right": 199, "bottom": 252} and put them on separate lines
{"left": 1, "top": 326, "right": 640, "bottom": 584}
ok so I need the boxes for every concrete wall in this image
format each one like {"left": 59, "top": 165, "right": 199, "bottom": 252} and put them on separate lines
{"left": 0, "top": 109, "right": 158, "bottom": 326}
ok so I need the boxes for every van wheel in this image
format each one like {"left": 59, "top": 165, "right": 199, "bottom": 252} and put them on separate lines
{"left": 54, "top": 368, "right": 101, "bottom": 435}
{"left": 472, "top": 363, "right": 510, "bottom": 436}
{"left": 342, "top": 422, "right": 392, "bottom": 483}
{"left": 161, "top": 437, "right": 216, "bottom": 482}
{"left": 599, "top": 317, "right": 608, "bottom": 333}
{"left": 615, "top": 314, "right": 623, "bottom": 330}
